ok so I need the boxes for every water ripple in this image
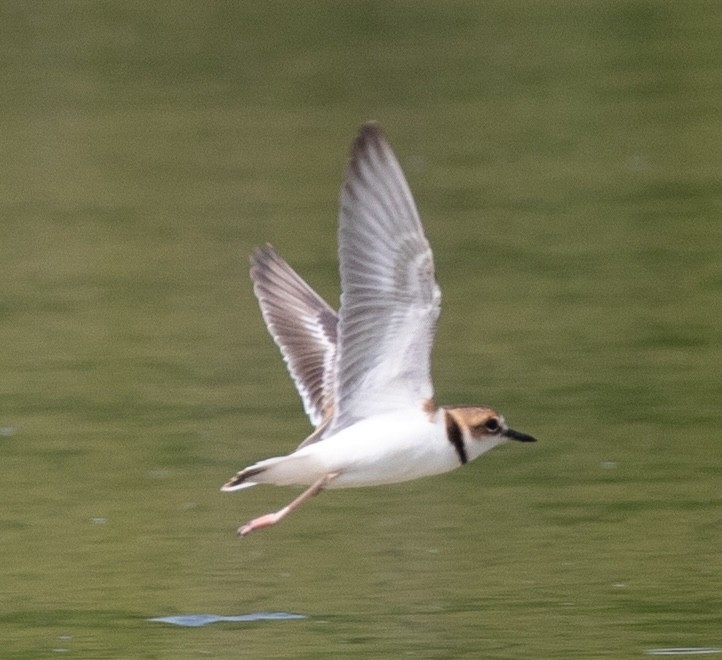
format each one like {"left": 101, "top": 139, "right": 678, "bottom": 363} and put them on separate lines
{"left": 646, "top": 649, "right": 722, "bottom": 657}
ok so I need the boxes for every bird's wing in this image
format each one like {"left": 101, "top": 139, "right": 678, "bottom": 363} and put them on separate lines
{"left": 250, "top": 245, "right": 337, "bottom": 430}
{"left": 327, "top": 122, "right": 441, "bottom": 436}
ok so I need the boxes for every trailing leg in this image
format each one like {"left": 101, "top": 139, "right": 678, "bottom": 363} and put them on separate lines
{"left": 237, "top": 472, "right": 339, "bottom": 537}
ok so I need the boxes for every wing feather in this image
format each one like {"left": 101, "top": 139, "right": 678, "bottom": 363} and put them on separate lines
{"left": 328, "top": 123, "right": 441, "bottom": 434}
{"left": 250, "top": 245, "right": 337, "bottom": 429}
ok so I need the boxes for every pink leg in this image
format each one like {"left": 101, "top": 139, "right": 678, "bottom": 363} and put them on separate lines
{"left": 238, "top": 473, "right": 338, "bottom": 537}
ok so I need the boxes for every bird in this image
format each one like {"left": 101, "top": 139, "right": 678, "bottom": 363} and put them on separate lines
{"left": 221, "top": 122, "right": 537, "bottom": 536}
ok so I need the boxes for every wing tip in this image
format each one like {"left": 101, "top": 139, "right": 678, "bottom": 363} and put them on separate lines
{"left": 250, "top": 242, "right": 277, "bottom": 268}
{"left": 351, "top": 121, "right": 386, "bottom": 158}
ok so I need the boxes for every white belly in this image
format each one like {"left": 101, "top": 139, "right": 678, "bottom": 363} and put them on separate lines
{"left": 292, "top": 408, "right": 461, "bottom": 488}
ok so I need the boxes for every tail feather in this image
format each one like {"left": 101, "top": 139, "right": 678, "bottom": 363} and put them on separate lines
{"left": 221, "top": 452, "right": 323, "bottom": 491}
{"left": 221, "top": 466, "right": 266, "bottom": 492}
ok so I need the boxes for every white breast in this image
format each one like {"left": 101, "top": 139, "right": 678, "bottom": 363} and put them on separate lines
{"left": 298, "top": 407, "right": 461, "bottom": 488}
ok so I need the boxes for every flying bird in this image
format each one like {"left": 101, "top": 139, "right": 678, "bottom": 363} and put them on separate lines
{"left": 222, "top": 122, "right": 536, "bottom": 536}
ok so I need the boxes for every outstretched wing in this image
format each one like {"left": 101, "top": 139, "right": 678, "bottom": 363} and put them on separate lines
{"left": 328, "top": 123, "right": 441, "bottom": 435}
{"left": 250, "top": 245, "right": 337, "bottom": 429}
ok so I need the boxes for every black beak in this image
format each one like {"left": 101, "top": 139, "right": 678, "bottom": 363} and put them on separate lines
{"left": 503, "top": 427, "right": 537, "bottom": 443}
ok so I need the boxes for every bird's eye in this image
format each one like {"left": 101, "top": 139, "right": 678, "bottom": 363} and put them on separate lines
{"left": 484, "top": 418, "right": 500, "bottom": 432}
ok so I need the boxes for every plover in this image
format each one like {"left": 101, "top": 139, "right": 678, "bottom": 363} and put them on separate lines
{"left": 222, "top": 122, "right": 536, "bottom": 536}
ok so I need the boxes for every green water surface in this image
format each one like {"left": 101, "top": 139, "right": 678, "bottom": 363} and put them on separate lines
{"left": 1, "top": 2, "right": 720, "bottom": 658}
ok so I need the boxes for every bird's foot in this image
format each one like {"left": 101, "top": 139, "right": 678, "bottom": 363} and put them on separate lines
{"left": 237, "top": 511, "right": 284, "bottom": 537}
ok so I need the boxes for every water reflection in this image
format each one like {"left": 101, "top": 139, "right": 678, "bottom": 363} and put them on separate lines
{"left": 645, "top": 650, "right": 722, "bottom": 657}
{"left": 149, "top": 612, "right": 306, "bottom": 627}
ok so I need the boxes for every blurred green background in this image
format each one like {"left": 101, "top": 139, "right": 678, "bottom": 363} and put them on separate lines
{"left": 1, "top": 1, "right": 720, "bottom": 658}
